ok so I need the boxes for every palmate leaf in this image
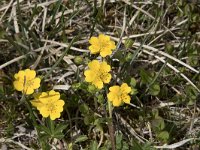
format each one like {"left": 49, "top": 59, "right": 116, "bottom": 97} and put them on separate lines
{"left": 54, "top": 123, "right": 68, "bottom": 134}
{"left": 38, "top": 125, "right": 51, "bottom": 135}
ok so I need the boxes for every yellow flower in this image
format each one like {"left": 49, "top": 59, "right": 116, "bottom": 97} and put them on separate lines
{"left": 31, "top": 90, "right": 65, "bottom": 120}
{"left": 107, "top": 83, "right": 131, "bottom": 107}
{"left": 84, "top": 60, "right": 111, "bottom": 89}
{"left": 89, "top": 34, "right": 116, "bottom": 57}
{"left": 13, "top": 69, "right": 41, "bottom": 95}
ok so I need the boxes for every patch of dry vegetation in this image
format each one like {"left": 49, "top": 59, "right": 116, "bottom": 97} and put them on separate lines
{"left": 0, "top": 0, "right": 200, "bottom": 149}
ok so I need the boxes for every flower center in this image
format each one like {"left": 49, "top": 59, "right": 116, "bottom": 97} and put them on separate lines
{"left": 25, "top": 80, "right": 34, "bottom": 87}
{"left": 100, "top": 41, "right": 109, "bottom": 51}
{"left": 98, "top": 71, "right": 109, "bottom": 81}
{"left": 47, "top": 103, "right": 57, "bottom": 113}
{"left": 117, "top": 91, "right": 126, "bottom": 101}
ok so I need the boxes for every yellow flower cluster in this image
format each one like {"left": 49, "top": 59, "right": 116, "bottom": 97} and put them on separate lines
{"left": 13, "top": 69, "right": 65, "bottom": 120}
{"left": 86, "top": 34, "right": 132, "bottom": 107}
{"left": 31, "top": 90, "right": 65, "bottom": 120}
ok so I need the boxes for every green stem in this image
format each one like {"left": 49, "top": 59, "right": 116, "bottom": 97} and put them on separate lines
{"left": 107, "top": 99, "right": 115, "bottom": 150}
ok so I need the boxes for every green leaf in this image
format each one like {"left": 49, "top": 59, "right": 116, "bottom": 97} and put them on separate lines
{"left": 124, "top": 39, "right": 134, "bottom": 49}
{"left": 38, "top": 125, "right": 51, "bottom": 135}
{"left": 130, "top": 88, "right": 138, "bottom": 95}
{"left": 116, "top": 132, "right": 123, "bottom": 149}
{"left": 131, "top": 139, "right": 144, "bottom": 150}
{"left": 90, "top": 140, "right": 98, "bottom": 150}
{"left": 54, "top": 124, "right": 68, "bottom": 135}
{"left": 53, "top": 133, "right": 65, "bottom": 139}
{"left": 40, "top": 134, "right": 50, "bottom": 141}
{"left": 122, "top": 141, "right": 129, "bottom": 150}
{"left": 113, "top": 50, "right": 125, "bottom": 63}
{"left": 79, "top": 103, "right": 89, "bottom": 115}
{"left": 84, "top": 114, "right": 94, "bottom": 125}
{"left": 151, "top": 116, "right": 165, "bottom": 131}
{"left": 149, "top": 84, "right": 160, "bottom": 96}
{"left": 157, "top": 131, "right": 169, "bottom": 141}
{"left": 125, "top": 53, "right": 133, "bottom": 62}
{"left": 74, "top": 135, "right": 88, "bottom": 143}
{"left": 97, "top": 94, "right": 104, "bottom": 104}
{"left": 130, "top": 77, "right": 137, "bottom": 87}
{"left": 140, "top": 69, "right": 153, "bottom": 84}
{"left": 152, "top": 109, "right": 159, "bottom": 118}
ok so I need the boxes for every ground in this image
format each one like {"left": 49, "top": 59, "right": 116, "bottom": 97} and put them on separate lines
{"left": 0, "top": 0, "right": 200, "bottom": 149}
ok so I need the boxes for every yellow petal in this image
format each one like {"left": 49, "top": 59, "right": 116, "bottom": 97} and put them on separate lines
{"left": 88, "top": 60, "right": 100, "bottom": 70}
{"left": 54, "top": 106, "right": 63, "bottom": 113}
{"left": 25, "top": 69, "right": 36, "bottom": 80}
{"left": 100, "top": 49, "right": 112, "bottom": 57}
{"left": 93, "top": 79, "right": 103, "bottom": 89}
{"left": 99, "top": 34, "right": 110, "bottom": 42}
{"left": 107, "top": 92, "right": 115, "bottom": 102}
{"left": 50, "top": 112, "right": 61, "bottom": 120}
{"left": 38, "top": 92, "right": 49, "bottom": 103}
{"left": 24, "top": 87, "right": 34, "bottom": 95}
{"left": 121, "top": 83, "right": 131, "bottom": 93}
{"left": 14, "top": 70, "right": 25, "bottom": 80}
{"left": 89, "top": 37, "right": 99, "bottom": 45}
{"left": 39, "top": 92, "right": 48, "bottom": 98}
{"left": 109, "top": 41, "right": 116, "bottom": 50}
{"left": 101, "top": 73, "right": 111, "bottom": 83}
{"left": 48, "top": 90, "right": 60, "bottom": 101}
{"left": 40, "top": 107, "right": 50, "bottom": 118}
{"left": 109, "top": 86, "right": 120, "bottom": 93}
{"left": 30, "top": 100, "right": 43, "bottom": 109}
{"left": 112, "top": 98, "right": 122, "bottom": 107}
{"left": 39, "top": 107, "right": 50, "bottom": 118}
{"left": 100, "top": 62, "right": 111, "bottom": 72}
{"left": 89, "top": 45, "right": 100, "bottom": 54}
{"left": 32, "top": 78, "right": 41, "bottom": 89}
{"left": 13, "top": 80, "right": 24, "bottom": 91}
{"left": 84, "top": 70, "right": 96, "bottom": 82}
{"left": 56, "top": 100, "right": 65, "bottom": 107}
{"left": 122, "top": 95, "right": 131, "bottom": 104}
